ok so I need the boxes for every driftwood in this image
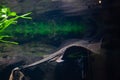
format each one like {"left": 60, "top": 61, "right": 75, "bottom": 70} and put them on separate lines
{"left": 9, "top": 40, "right": 101, "bottom": 80}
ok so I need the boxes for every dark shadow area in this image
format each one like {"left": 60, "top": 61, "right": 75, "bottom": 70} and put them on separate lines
{"left": 55, "top": 46, "right": 93, "bottom": 80}
{"left": 0, "top": 61, "right": 25, "bottom": 80}
{"left": 21, "top": 67, "right": 44, "bottom": 80}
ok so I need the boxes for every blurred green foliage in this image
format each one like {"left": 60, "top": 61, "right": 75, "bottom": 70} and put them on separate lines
{"left": 3, "top": 21, "right": 86, "bottom": 42}
{"left": 0, "top": 6, "right": 31, "bottom": 44}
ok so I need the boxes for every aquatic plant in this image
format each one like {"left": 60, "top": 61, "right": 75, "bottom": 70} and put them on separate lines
{"left": 0, "top": 6, "right": 31, "bottom": 44}
{"left": 4, "top": 21, "right": 86, "bottom": 43}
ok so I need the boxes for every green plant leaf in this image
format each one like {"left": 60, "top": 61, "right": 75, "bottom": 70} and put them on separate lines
{"left": 1, "top": 14, "right": 8, "bottom": 18}
{"left": 0, "top": 39, "right": 18, "bottom": 44}
{"left": 9, "top": 12, "right": 16, "bottom": 16}
{"left": 0, "top": 6, "right": 32, "bottom": 44}
{"left": 20, "top": 12, "right": 32, "bottom": 19}
{"left": 1, "top": 7, "right": 8, "bottom": 13}
{"left": 0, "top": 35, "right": 11, "bottom": 39}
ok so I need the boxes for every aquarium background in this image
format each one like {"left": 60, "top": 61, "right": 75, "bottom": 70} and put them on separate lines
{"left": 0, "top": 0, "right": 120, "bottom": 80}
{"left": 1, "top": 0, "right": 104, "bottom": 46}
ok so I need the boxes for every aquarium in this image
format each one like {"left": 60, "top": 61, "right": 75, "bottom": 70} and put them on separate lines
{"left": 0, "top": 0, "right": 119, "bottom": 80}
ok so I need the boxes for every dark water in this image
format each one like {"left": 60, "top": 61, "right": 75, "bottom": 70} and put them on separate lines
{"left": 0, "top": 0, "right": 106, "bottom": 80}
{"left": 0, "top": 0, "right": 104, "bottom": 47}
{"left": 16, "top": 5, "right": 103, "bottom": 46}
{"left": 1, "top": 0, "right": 120, "bottom": 80}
